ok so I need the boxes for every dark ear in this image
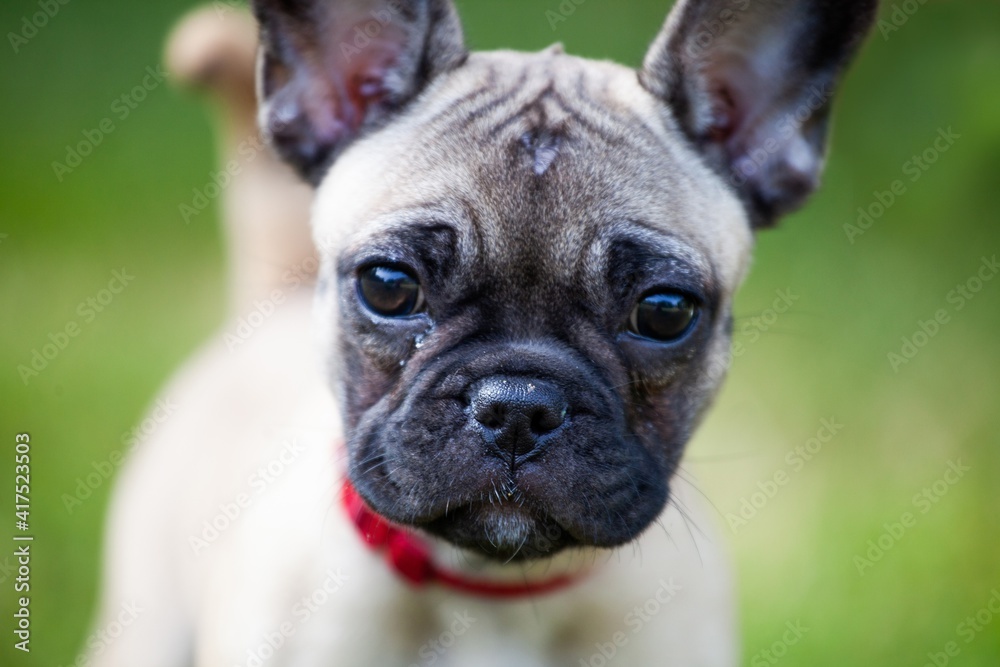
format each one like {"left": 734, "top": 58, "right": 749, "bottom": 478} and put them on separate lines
{"left": 252, "top": 0, "right": 466, "bottom": 184}
{"left": 640, "top": 0, "right": 877, "bottom": 228}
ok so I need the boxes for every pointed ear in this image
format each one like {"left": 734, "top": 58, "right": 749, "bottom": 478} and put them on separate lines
{"left": 251, "top": 0, "right": 466, "bottom": 184}
{"left": 640, "top": 0, "right": 877, "bottom": 228}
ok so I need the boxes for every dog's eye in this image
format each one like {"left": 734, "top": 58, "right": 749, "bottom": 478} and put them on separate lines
{"left": 628, "top": 292, "right": 697, "bottom": 342}
{"left": 357, "top": 266, "right": 425, "bottom": 318}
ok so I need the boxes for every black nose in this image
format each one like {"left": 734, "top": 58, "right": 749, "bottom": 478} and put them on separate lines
{"left": 468, "top": 376, "right": 568, "bottom": 462}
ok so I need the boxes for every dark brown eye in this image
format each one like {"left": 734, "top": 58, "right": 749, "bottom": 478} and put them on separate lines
{"left": 357, "top": 266, "right": 424, "bottom": 318}
{"left": 628, "top": 292, "right": 697, "bottom": 342}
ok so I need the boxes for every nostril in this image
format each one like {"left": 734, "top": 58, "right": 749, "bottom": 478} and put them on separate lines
{"left": 468, "top": 376, "right": 568, "bottom": 460}
{"left": 529, "top": 405, "right": 566, "bottom": 435}
{"left": 476, "top": 404, "right": 507, "bottom": 430}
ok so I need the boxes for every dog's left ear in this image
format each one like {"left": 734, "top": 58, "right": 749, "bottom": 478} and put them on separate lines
{"left": 641, "top": 0, "right": 878, "bottom": 228}
{"left": 252, "top": 0, "right": 466, "bottom": 184}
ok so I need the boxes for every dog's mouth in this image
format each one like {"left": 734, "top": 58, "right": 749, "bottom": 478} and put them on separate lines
{"left": 344, "top": 339, "right": 676, "bottom": 562}
{"left": 422, "top": 499, "right": 578, "bottom": 561}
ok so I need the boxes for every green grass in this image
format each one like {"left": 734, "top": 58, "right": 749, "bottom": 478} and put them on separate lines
{"left": 1, "top": 1, "right": 998, "bottom": 665}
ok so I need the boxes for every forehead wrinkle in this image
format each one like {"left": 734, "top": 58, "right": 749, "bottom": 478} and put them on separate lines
{"left": 315, "top": 48, "right": 752, "bottom": 300}
{"left": 428, "top": 52, "right": 638, "bottom": 152}
{"left": 584, "top": 220, "right": 715, "bottom": 289}
{"left": 621, "top": 219, "right": 715, "bottom": 273}
{"left": 471, "top": 63, "right": 654, "bottom": 154}
{"left": 337, "top": 203, "right": 474, "bottom": 267}
{"left": 427, "top": 59, "right": 553, "bottom": 139}
{"left": 446, "top": 65, "right": 652, "bottom": 270}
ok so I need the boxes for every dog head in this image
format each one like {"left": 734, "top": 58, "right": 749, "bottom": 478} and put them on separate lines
{"left": 251, "top": 0, "right": 876, "bottom": 559}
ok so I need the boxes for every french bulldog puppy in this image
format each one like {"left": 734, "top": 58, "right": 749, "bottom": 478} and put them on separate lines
{"left": 88, "top": 1, "right": 876, "bottom": 665}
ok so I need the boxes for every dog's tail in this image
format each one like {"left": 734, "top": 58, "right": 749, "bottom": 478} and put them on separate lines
{"left": 165, "top": 5, "right": 317, "bottom": 317}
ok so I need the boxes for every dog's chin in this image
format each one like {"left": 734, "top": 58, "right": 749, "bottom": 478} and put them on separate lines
{"left": 423, "top": 502, "right": 577, "bottom": 561}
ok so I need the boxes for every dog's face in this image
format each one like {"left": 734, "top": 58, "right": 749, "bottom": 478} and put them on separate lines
{"left": 253, "top": 0, "right": 876, "bottom": 559}
{"left": 316, "top": 51, "right": 752, "bottom": 558}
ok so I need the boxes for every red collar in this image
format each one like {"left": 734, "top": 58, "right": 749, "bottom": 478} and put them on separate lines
{"left": 341, "top": 480, "right": 586, "bottom": 599}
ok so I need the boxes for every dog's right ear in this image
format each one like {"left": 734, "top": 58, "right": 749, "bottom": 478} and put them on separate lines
{"left": 251, "top": 0, "right": 466, "bottom": 185}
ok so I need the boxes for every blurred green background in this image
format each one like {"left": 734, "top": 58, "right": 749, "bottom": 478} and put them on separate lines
{"left": 0, "top": 0, "right": 997, "bottom": 665}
